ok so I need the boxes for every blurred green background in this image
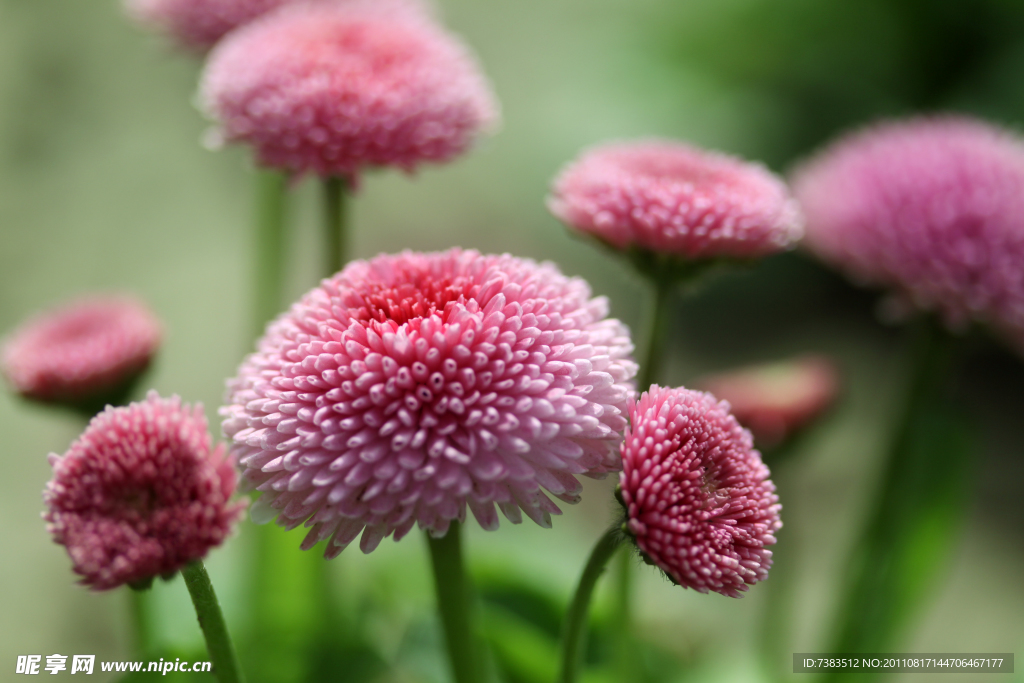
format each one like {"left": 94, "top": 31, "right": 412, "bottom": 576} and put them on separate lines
{"left": 1, "top": 0, "right": 1023, "bottom": 681}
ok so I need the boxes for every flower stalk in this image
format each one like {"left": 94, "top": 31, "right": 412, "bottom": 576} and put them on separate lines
{"left": 182, "top": 560, "right": 245, "bottom": 683}
{"left": 322, "top": 176, "right": 349, "bottom": 277}
{"left": 426, "top": 522, "right": 479, "bottom": 683}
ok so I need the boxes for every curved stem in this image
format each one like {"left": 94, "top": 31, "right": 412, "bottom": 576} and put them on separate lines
{"left": 322, "top": 176, "right": 349, "bottom": 278}
{"left": 559, "top": 528, "right": 625, "bottom": 683}
{"left": 637, "top": 276, "right": 674, "bottom": 391}
{"left": 252, "top": 169, "right": 289, "bottom": 341}
{"left": 182, "top": 561, "right": 245, "bottom": 683}
{"left": 426, "top": 522, "right": 478, "bottom": 683}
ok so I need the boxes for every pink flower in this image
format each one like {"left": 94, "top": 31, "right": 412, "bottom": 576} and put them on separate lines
{"left": 126, "top": 0, "right": 296, "bottom": 51}
{"left": 619, "top": 386, "right": 781, "bottom": 598}
{"left": 793, "top": 116, "right": 1024, "bottom": 349}
{"left": 1, "top": 296, "right": 161, "bottom": 409}
{"left": 222, "top": 249, "right": 636, "bottom": 556}
{"left": 694, "top": 355, "right": 839, "bottom": 448}
{"left": 44, "top": 392, "right": 245, "bottom": 590}
{"left": 200, "top": 0, "right": 498, "bottom": 178}
{"left": 548, "top": 140, "right": 803, "bottom": 261}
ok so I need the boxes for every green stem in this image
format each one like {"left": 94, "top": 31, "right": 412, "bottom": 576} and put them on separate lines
{"left": 129, "top": 588, "right": 152, "bottom": 657}
{"left": 252, "top": 169, "right": 289, "bottom": 341}
{"left": 426, "top": 522, "right": 479, "bottom": 683}
{"left": 559, "top": 528, "right": 625, "bottom": 683}
{"left": 637, "top": 276, "right": 674, "bottom": 391}
{"left": 824, "top": 318, "right": 971, "bottom": 682}
{"left": 322, "top": 176, "right": 349, "bottom": 277}
{"left": 182, "top": 561, "right": 245, "bottom": 683}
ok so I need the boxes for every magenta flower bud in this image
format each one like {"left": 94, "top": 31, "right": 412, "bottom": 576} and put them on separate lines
{"left": 44, "top": 392, "right": 246, "bottom": 590}
{"left": 126, "top": 0, "right": 296, "bottom": 51}
{"left": 548, "top": 140, "right": 803, "bottom": 268}
{"left": 793, "top": 116, "right": 1024, "bottom": 349}
{"left": 694, "top": 355, "right": 839, "bottom": 448}
{"left": 200, "top": 0, "right": 499, "bottom": 179}
{"left": 1, "top": 296, "right": 161, "bottom": 412}
{"left": 222, "top": 249, "right": 637, "bottom": 556}
{"left": 619, "top": 386, "right": 781, "bottom": 598}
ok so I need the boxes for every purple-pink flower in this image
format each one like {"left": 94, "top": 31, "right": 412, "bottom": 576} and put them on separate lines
{"left": 44, "top": 392, "right": 245, "bottom": 590}
{"left": 619, "top": 386, "right": 781, "bottom": 598}
{"left": 222, "top": 249, "right": 636, "bottom": 556}
{"left": 126, "top": 0, "right": 295, "bottom": 51}
{"left": 793, "top": 116, "right": 1024, "bottom": 349}
{"left": 549, "top": 140, "right": 803, "bottom": 261}
{"left": 694, "top": 355, "right": 839, "bottom": 448}
{"left": 200, "top": 0, "right": 498, "bottom": 178}
{"left": 1, "top": 296, "right": 161, "bottom": 408}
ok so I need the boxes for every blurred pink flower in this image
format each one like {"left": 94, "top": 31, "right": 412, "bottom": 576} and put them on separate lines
{"left": 695, "top": 355, "right": 839, "bottom": 448}
{"left": 44, "top": 392, "right": 245, "bottom": 590}
{"left": 222, "top": 249, "right": 636, "bottom": 555}
{"left": 1, "top": 296, "right": 161, "bottom": 408}
{"left": 619, "top": 385, "right": 781, "bottom": 598}
{"left": 793, "top": 116, "right": 1024, "bottom": 349}
{"left": 200, "top": 0, "right": 498, "bottom": 178}
{"left": 126, "top": 0, "right": 295, "bottom": 50}
{"left": 549, "top": 140, "right": 803, "bottom": 261}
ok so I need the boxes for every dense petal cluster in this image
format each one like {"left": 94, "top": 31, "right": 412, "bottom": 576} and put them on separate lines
{"left": 44, "top": 393, "right": 244, "bottom": 590}
{"left": 549, "top": 140, "right": 803, "bottom": 260}
{"left": 222, "top": 249, "right": 636, "bottom": 556}
{"left": 793, "top": 117, "right": 1024, "bottom": 349}
{"left": 126, "top": 0, "right": 295, "bottom": 51}
{"left": 695, "top": 355, "right": 839, "bottom": 448}
{"left": 1, "top": 296, "right": 161, "bottom": 407}
{"left": 200, "top": 0, "right": 498, "bottom": 177}
{"left": 619, "top": 386, "right": 781, "bottom": 597}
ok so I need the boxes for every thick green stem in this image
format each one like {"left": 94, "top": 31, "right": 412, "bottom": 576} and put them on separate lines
{"left": 322, "top": 176, "right": 349, "bottom": 277}
{"left": 637, "top": 277, "right": 674, "bottom": 391}
{"left": 559, "top": 528, "right": 625, "bottom": 683}
{"left": 427, "top": 522, "right": 479, "bottom": 683}
{"left": 129, "top": 588, "right": 152, "bottom": 657}
{"left": 824, "top": 318, "right": 971, "bottom": 682}
{"left": 182, "top": 561, "right": 245, "bottom": 683}
{"left": 252, "top": 169, "right": 288, "bottom": 340}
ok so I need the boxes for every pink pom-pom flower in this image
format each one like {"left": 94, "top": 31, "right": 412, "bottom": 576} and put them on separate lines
{"left": 126, "top": 0, "right": 296, "bottom": 51}
{"left": 221, "top": 249, "right": 637, "bottom": 556}
{"left": 694, "top": 355, "right": 839, "bottom": 448}
{"left": 200, "top": 0, "right": 499, "bottom": 178}
{"left": 44, "top": 392, "right": 245, "bottom": 590}
{"left": 1, "top": 296, "right": 161, "bottom": 410}
{"left": 619, "top": 385, "right": 781, "bottom": 598}
{"left": 548, "top": 140, "right": 803, "bottom": 263}
{"left": 793, "top": 116, "right": 1024, "bottom": 349}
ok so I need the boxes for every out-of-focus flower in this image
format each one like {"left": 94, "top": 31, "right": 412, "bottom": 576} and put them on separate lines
{"left": 44, "top": 392, "right": 245, "bottom": 590}
{"left": 694, "top": 355, "right": 839, "bottom": 448}
{"left": 619, "top": 385, "right": 781, "bottom": 598}
{"left": 126, "top": 0, "right": 294, "bottom": 51}
{"left": 222, "top": 249, "right": 636, "bottom": 556}
{"left": 1, "top": 296, "right": 161, "bottom": 411}
{"left": 793, "top": 116, "right": 1024, "bottom": 350}
{"left": 200, "top": 0, "right": 498, "bottom": 178}
{"left": 548, "top": 140, "right": 803, "bottom": 264}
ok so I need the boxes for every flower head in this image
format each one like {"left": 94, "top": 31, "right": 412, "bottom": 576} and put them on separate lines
{"left": 2, "top": 296, "right": 161, "bottom": 410}
{"left": 694, "top": 355, "right": 839, "bottom": 448}
{"left": 548, "top": 140, "right": 803, "bottom": 262}
{"left": 793, "top": 116, "right": 1024, "bottom": 348}
{"left": 222, "top": 249, "right": 636, "bottom": 556}
{"left": 44, "top": 392, "right": 245, "bottom": 590}
{"left": 126, "top": 0, "right": 295, "bottom": 51}
{"left": 200, "top": 0, "right": 498, "bottom": 178}
{"left": 619, "top": 386, "right": 781, "bottom": 597}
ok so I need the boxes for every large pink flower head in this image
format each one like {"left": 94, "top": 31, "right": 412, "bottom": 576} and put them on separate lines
{"left": 126, "top": 0, "right": 296, "bottom": 51}
{"left": 793, "top": 116, "right": 1024, "bottom": 348}
{"left": 548, "top": 140, "right": 803, "bottom": 263}
{"left": 200, "top": 0, "right": 499, "bottom": 178}
{"left": 619, "top": 386, "right": 781, "bottom": 598}
{"left": 695, "top": 355, "right": 839, "bottom": 448}
{"left": 222, "top": 249, "right": 637, "bottom": 556}
{"left": 1, "top": 296, "right": 161, "bottom": 410}
{"left": 44, "top": 392, "right": 245, "bottom": 590}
